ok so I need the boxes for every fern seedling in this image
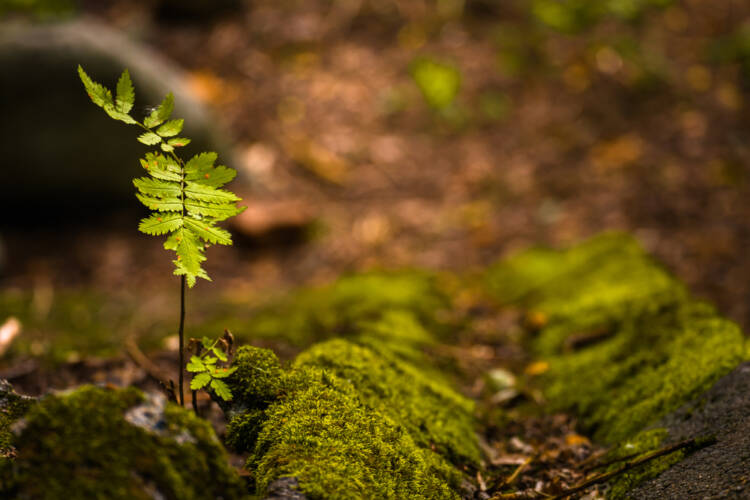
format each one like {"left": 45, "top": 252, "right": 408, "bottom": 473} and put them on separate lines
{"left": 187, "top": 333, "right": 237, "bottom": 408}
{"left": 78, "top": 66, "right": 245, "bottom": 407}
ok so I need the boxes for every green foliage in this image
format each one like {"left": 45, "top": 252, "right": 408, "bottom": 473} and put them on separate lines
{"left": 186, "top": 335, "right": 237, "bottom": 401}
{"left": 530, "top": 0, "right": 674, "bottom": 33}
{"left": 0, "top": 386, "right": 245, "bottom": 499}
{"left": 485, "top": 233, "right": 748, "bottom": 445}
{"left": 223, "top": 326, "right": 477, "bottom": 498}
{"left": 78, "top": 66, "right": 245, "bottom": 287}
{"left": 410, "top": 57, "right": 462, "bottom": 111}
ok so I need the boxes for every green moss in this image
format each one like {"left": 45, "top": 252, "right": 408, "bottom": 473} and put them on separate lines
{"left": 225, "top": 346, "right": 285, "bottom": 411}
{"left": 605, "top": 428, "right": 685, "bottom": 500}
{"left": 224, "top": 309, "right": 478, "bottom": 499}
{"left": 2, "top": 386, "right": 245, "bottom": 500}
{"left": 0, "top": 381, "right": 34, "bottom": 469}
{"left": 205, "top": 271, "right": 450, "bottom": 347}
{"left": 486, "top": 233, "right": 748, "bottom": 444}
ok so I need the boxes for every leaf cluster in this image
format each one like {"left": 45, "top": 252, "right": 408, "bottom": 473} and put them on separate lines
{"left": 78, "top": 66, "right": 245, "bottom": 287}
{"left": 187, "top": 335, "right": 237, "bottom": 401}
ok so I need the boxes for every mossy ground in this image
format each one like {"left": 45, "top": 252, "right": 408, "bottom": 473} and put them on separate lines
{"left": 218, "top": 275, "right": 480, "bottom": 499}
{"left": 1, "top": 385, "right": 245, "bottom": 500}
{"left": 485, "top": 232, "right": 749, "bottom": 494}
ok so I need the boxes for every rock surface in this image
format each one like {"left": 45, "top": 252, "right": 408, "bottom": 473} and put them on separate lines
{"left": 1, "top": 385, "right": 245, "bottom": 500}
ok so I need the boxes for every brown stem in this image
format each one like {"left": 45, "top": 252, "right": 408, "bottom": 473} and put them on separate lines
{"left": 178, "top": 274, "right": 186, "bottom": 406}
{"left": 192, "top": 390, "right": 198, "bottom": 414}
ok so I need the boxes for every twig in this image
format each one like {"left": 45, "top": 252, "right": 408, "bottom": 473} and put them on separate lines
{"left": 550, "top": 436, "right": 716, "bottom": 499}
{"left": 504, "top": 455, "right": 534, "bottom": 487}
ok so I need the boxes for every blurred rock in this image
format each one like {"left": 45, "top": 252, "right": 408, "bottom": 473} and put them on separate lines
{"left": 0, "top": 19, "right": 240, "bottom": 225}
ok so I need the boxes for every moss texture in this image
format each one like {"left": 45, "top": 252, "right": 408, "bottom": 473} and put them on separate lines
{"left": 485, "top": 233, "right": 748, "bottom": 493}
{"left": 0, "top": 380, "right": 34, "bottom": 469}
{"left": 206, "top": 271, "right": 451, "bottom": 347}
{"left": 222, "top": 302, "right": 479, "bottom": 499}
{"left": 1, "top": 385, "right": 245, "bottom": 500}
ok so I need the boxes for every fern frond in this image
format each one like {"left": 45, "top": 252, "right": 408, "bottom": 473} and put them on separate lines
{"left": 115, "top": 69, "right": 135, "bottom": 114}
{"left": 172, "top": 228, "right": 209, "bottom": 288}
{"left": 78, "top": 65, "right": 113, "bottom": 109}
{"left": 185, "top": 165, "right": 237, "bottom": 188}
{"left": 144, "top": 92, "right": 174, "bottom": 128}
{"left": 157, "top": 119, "right": 184, "bottom": 137}
{"left": 133, "top": 178, "right": 181, "bottom": 198}
{"left": 185, "top": 200, "right": 245, "bottom": 221}
{"left": 168, "top": 137, "right": 191, "bottom": 147}
{"left": 136, "top": 194, "right": 182, "bottom": 212}
{"left": 184, "top": 182, "right": 240, "bottom": 203}
{"left": 138, "top": 132, "right": 162, "bottom": 145}
{"left": 183, "top": 217, "right": 233, "bottom": 245}
{"left": 185, "top": 152, "right": 218, "bottom": 172}
{"left": 138, "top": 213, "right": 183, "bottom": 235}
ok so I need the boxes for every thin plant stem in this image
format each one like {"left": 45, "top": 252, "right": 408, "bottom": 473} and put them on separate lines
{"left": 192, "top": 390, "right": 198, "bottom": 414}
{"left": 178, "top": 274, "right": 186, "bottom": 406}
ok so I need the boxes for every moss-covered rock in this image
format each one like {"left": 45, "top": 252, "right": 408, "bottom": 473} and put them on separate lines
{"left": 222, "top": 308, "right": 479, "bottom": 499}
{"left": 485, "top": 232, "right": 749, "bottom": 495}
{"left": 2, "top": 385, "right": 245, "bottom": 500}
{"left": 0, "top": 380, "right": 34, "bottom": 464}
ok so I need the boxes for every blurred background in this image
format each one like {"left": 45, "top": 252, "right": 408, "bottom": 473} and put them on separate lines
{"left": 1, "top": 0, "right": 750, "bottom": 386}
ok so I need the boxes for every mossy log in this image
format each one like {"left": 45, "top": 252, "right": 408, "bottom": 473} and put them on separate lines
{"left": 486, "top": 233, "right": 749, "bottom": 497}
{"left": 219, "top": 308, "right": 480, "bottom": 499}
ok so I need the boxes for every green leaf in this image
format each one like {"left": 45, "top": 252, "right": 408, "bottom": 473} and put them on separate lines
{"left": 168, "top": 137, "right": 191, "bottom": 147}
{"left": 211, "top": 346, "right": 228, "bottom": 361}
{"left": 185, "top": 152, "right": 218, "bottom": 172}
{"left": 204, "top": 356, "right": 218, "bottom": 365}
{"left": 185, "top": 200, "right": 245, "bottom": 221}
{"left": 78, "top": 65, "right": 113, "bottom": 109}
{"left": 133, "top": 177, "right": 181, "bottom": 198}
{"left": 173, "top": 228, "right": 208, "bottom": 287}
{"left": 185, "top": 164, "right": 237, "bottom": 188}
{"left": 156, "top": 119, "right": 184, "bottom": 137}
{"left": 144, "top": 92, "right": 174, "bottom": 128}
{"left": 104, "top": 108, "right": 137, "bottom": 124}
{"left": 115, "top": 69, "right": 135, "bottom": 114}
{"left": 184, "top": 182, "right": 240, "bottom": 203}
{"left": 190, "top": 372, "right": 211, "bottom": 390}
{"left": 210, "top": 379, "right": 232, "bottom": 401}
{"left": 186, "top": 356, "right": 206, "bottom": 372}
{"left": 138, "top": 132, "right": 162, "bottom": 145}
{"left": 183, "top": 217, "right": 232, "bottom": 245}
{"left": 135, "top": 194, "right": 182, "bottom": 212}
{"left": 138, "top": 213, "right": 183, "bottom": 235}
{"left": 201, "top": 337, "right": 214, "bottom": 349}
{"left": 161, "top": 143, "right": 175, "bottom": 152}
{"left": 211, "top": 366, "right": 237, "bottom": 379}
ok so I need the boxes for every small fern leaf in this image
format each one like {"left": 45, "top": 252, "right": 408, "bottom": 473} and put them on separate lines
{"left": 115, "top": 69, "right": 135, "bottom": 114}
{"left": 185, "top": 164, "right": 237, "bottom": 188}
{"left": 144, "top": 92, "right": 174, "bottom": 128}
{"left": 183, "top": 217, "right": 232, "bottom": 245}
{"left": 185, "top": 152, "right": 218, "bottom": 172}
{"left": 78, "top": 65, "right": 113, "bottom": 109}
{"left": 210, "top": 379, "right": 232, "bottom": 400}
{"left": 133, "top": 177, "right": 181, "bottom": 198}
{"left": 173, "top": 228, "right": 209, "bottom": 287}
{"left": 190, "top": 372, "right": 211, "bottom": 390}
{"left": 186, "top": 356, "right": 206, "bottom": 372}
{"left": 156, "top": 119, "right": 184, "bottom": 137}
{"left": 161, "top": 143, "right": 175, "bottom": 152}
{"left": 185, "top": 200, "right": 244, "bottom": 221}
{"left": 138, "top": 213, "right": 183, "bottom": 235}
{"left": 184, "top": 182, "right": 240, "bottom": 203}
{"left": 138, "top": 132, "right": 162, "bottom": 145}
{"left": 168, "top": 137, "right": 191, "bottom": 147}
{"left": 136, "top": 194, "right": 182, "bottom": 212}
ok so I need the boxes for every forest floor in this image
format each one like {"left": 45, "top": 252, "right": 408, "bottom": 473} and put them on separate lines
{"left": 2, "top": 0, "right": 750, "bottom": 498}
